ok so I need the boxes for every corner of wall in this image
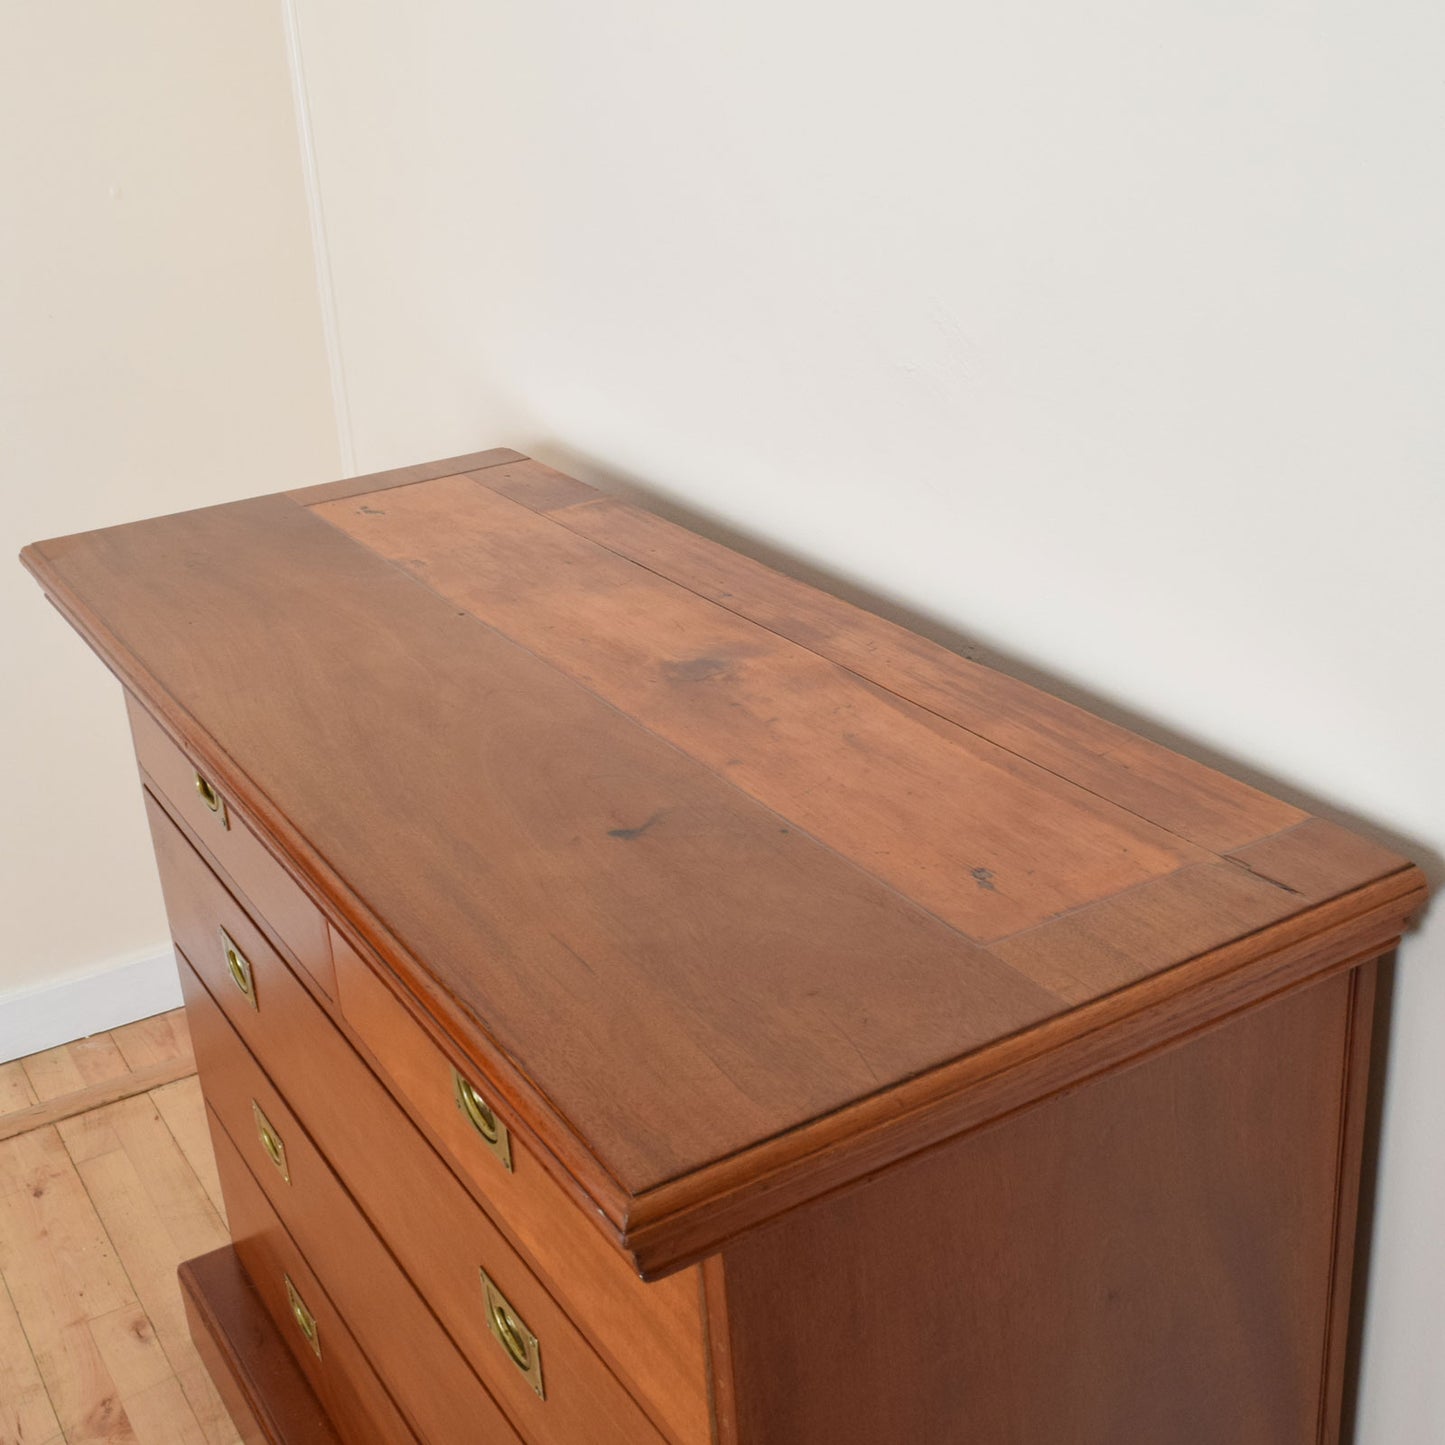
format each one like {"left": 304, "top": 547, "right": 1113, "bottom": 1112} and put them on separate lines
{"left": 280, "top": 0, "right": 356, "bottom": 476}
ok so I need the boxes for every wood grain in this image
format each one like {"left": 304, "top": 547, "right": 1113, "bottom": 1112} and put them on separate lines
{"left": 0, "top": 1268, "right": 64, "bottom": 1445}
{"left": 0, "top": 1060, "right": 38, "bottom": 1115}
{"left": 152, "top": 1076, "right": 228, "bottom": 1221}
{"left": 0, "top": 1009, "right": 196, "bottom": 1141}
{"left": 717, "top": 969, "right": 1363, "bottom": 1445}
{"left": 617, "top": 867, "right": 1420, "bottom": 1276}
{"left": 460, "top": 456, "right": 603, "bottom": 512}
{"left": 22, "top": 1033, "right": 130, "bottom": 1100}
{"left": 128, "top": 698, "right": 335, "bottom": 1000}
{"left": 88, "top": 499, "right": 1063, "bottom": 1203}
{"left": 0, "top": 1056, "right": 198, "bottom": 1145}
{"left": 0, "top": 1040, "right": 254, "bottom": 1445}
{"left": 282, "top": 446, "right": 523, "bottom": 506}
{"left": 475, "top": 468, "right": 1304, "bottom": 852}
{"left": 0, "top": 1121, "right": 236, "bottom": 1445}
{"left": 59, "top": 1093, "right": 237, "bottom": 1445}
{"left": 0, "top": 1128, "right": 140, "bottom": 1444}
{"left": 181, "top": 1248, "right": 342, "bottom": 1445}
{"left": 316, "top": 472, "right": 1207, "bottom": 943}
{"left": 1318, "top": 964, "right": 1379, "bottom": 1445}
{"left": 153, "top": 814, "right": 672, "bottom": 1445}
{"left": 699, "top": 1257, "right": 738, "bottom": 1445}
{"left": 21, "top": 450, "right": 1428, "bottom": 1279}
{"left": 20, "top": 447, "right": 1432, "bottom": 1445}
{"left": 990, "top": 819, "right": 1412, "bottom": 1002}
{"left": 330, "top": 924, "right": 712, "bottom": 1445}
{"left": 111, "top": 1012, "right": 194, "bottom": 1073}
{"left": 182, "top": 956, "right": 524, "bottom": 1445}
{"left": 211, "top": 1124, "right": 419, "bottom": 1445}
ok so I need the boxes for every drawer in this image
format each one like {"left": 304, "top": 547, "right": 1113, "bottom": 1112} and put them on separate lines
{"left": 128, "top": 693, "right": 335, "bottom": 997}
{"left": 331, "top": 926, "right": 713, "bottom": 1445}
{"left": 210, "top": 1113, "right": 419, "bottom": 1445}
{"left": 147, "top": 795, "right": 678, "bottom": 1445}
{"left": 181, "top": 951, "right": 523, "bottom": 1445}
{"left": 181, "top": 1246, "right": 344, "bottom": 1445}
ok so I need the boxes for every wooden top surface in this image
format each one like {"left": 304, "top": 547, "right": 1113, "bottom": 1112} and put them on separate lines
{"left": 22, "top": 449, "right": 1427, "bottom": 1273}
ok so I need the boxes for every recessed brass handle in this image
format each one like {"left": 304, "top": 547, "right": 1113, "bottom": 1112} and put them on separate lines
{"left": 252, "top": 1100, "right": 290, "bottom": 1183}
{"left": 481, "top": 1269, "right": 544, "bottom": 1398}
{"left": 219, "top": 927, "right": 257, "bottom": 1010}
{"left": 452, "top": 1067, "right": 512, "bottom": 1171}
{"left": 193, "top": 770, "right": 229, "bottom": 829}
{"left": 284, "top": 1275, "right": 321, "bottom": 1358}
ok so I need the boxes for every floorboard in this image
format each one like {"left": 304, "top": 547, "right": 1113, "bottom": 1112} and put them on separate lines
{"left": 0, "top": 1011, "right": 239, "bottom": 1445}
{"left": 0, "top": 1060, "right": 39, "bottom": 1114}
{"left": 0, "top": 1013, "right": 197, "bottom": 1146}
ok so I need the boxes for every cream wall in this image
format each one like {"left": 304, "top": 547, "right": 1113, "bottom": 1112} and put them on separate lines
{"left": 1, "top": 0, "right": 339, "bottom": 1040}
{"left": 289, "top": 2, "right": 1443, "bottom": 1438}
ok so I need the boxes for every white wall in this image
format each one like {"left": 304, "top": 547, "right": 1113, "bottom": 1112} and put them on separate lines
{"left": 290, "top": 2, "right": 1444, "bottom": 1438}
{"left": 1, "top": 0, "right": 340, "bottom": 1047}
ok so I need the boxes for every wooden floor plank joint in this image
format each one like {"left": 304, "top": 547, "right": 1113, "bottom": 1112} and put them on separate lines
{"left": 0, "top": 1010, "right": 196, "bottom": 1145}
{"left": 0, "top": 1009, "right": 236, "bottom": 1445}
{"left": 0, "top": 1057, "right": 200, "bottom": 1146}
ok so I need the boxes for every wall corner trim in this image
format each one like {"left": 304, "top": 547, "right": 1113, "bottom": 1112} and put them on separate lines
{"left": 0, "top": 947, "right": 181, "bottom": 1064}
{"left": 280, "top": 0, "right": 356, "bottom": 475}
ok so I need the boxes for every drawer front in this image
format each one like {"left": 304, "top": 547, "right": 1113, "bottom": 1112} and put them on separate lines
{"left": 128, "top": 693, "right": 336, "bottom": 997}
{"left": 146, "top": 795, "right": 676, "bottom": 1445}
{"left": 182, "top": 953, "right": 523, "bottom": 1445}
{"left": 181, "top": 1246, "right": 345, "bottom": 1445}
{"left": 210, "top": 1114, "right": 419, "bottom": 1445}
{"left": 331, "top": 926, "right": 713, "bottom": 1445}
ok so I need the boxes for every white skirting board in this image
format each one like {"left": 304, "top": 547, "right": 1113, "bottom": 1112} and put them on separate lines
{"left": 0, "top": 948, "right": 182, "bottom": 1064}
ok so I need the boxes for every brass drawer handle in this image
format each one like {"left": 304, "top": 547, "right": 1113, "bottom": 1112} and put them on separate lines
{"left": 452, "top": 1067, "right": 512, "bottom": 1171}
{"left": 284, "top": 1275, "right": 321, "bottom": 1358}
{"left": 193, "top": 770, "right": 230, "bottom": 829}
{"left": 481, "top": 1269, "right": 544, "bottom": 1398}
{"left": 219, "top": 927, "right": 257, "bottom": 1010}
{"left": 252, "top": 1100, "right": 290, "bottom": 1183}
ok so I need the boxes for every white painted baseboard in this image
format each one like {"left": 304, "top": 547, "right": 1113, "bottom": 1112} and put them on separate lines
{"left": 0, "top": 948, "right": 183, "bottom": 1064}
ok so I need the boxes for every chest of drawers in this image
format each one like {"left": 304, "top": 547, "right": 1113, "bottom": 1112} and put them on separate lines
{"left": 22, "top": 448, "right": 1428, "bottom": 1445}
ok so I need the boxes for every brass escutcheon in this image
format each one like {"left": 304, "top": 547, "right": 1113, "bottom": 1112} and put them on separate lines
{"left": 193, "top": 771, "right": 229, "bottom": 829}
{"left": 284, "top": 1275, "right": 320, "bottom": 1358}
{"left": 481, "top": 1269, "right": 543, "bottom": 1398}
{"left": 252, "top": 1100, "right": 290, "bottom": 1183}
{"left": 452, "top": 1067, "right": 512, "bottom": 1171}
{"left": 220, "top": 927, "right": 257, "bottom": 1010}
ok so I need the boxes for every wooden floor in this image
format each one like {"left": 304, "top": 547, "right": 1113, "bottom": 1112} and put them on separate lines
{"left": 0, "top": 1010, "right": 241, "bottom": 1445}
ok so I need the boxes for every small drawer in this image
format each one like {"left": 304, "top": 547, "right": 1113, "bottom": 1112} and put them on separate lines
{"left": 128, "top": 693, "right": 335, "bottom": 997}
{"left": 209, "top": 1115, "right": 420, "bottom": 1445}
{"left": 149, "top": 798, "right": 678, "bottom": 1445}
{"left": 183, "top": 954, "right": 523, "bottom": 1445}
{"left": 146, "top": 791, "right": 284, "bottom": 1034}
{"left": 331, "top": 926, "right": 713, "bottom": 1445}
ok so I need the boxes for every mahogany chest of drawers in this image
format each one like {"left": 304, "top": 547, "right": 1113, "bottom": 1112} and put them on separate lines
{"left": 22, "top": 448, "right": 1428, "bottom": 1444}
